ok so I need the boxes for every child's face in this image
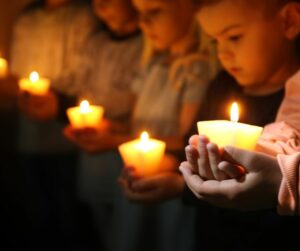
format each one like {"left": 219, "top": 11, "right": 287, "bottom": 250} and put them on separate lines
{"left": 93, "top": 0, "right": 136, "bottom": 34}
{"left": 198, "top": 1, "right": 294, "bottom": 88}
{"left": 133, "top": 0, "right": 195, "bottom": 50}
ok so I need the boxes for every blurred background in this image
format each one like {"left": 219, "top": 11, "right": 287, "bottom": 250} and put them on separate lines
{"left": 0, "top": 1, "right": 33, "bottom": 57}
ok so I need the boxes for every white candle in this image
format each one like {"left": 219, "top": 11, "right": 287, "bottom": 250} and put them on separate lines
{"left": 197, "top": 102, "right": 263, "bottom": 150}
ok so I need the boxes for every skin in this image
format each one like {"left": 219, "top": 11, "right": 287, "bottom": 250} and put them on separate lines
{"left": 180, "top": 143, "right": 282, "bottom": 211}
{"left": 18, "top": 91, "right": 58, "bottom": 121}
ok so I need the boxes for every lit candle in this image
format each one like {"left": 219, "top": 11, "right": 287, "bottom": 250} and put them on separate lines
{"left": 0, "top": 57, "right": 8, "bottom": 78}
{"left": 197, "top": 102, "right": 263, "bottom": 150}
{"left": 66, "top": 100, "right": 104, "bottom": 129}
{"left": 118, "top": 131, "right": 166, "bottom": 177}
{"left": 18, "top": 71, "right": 50, "bottom": 95}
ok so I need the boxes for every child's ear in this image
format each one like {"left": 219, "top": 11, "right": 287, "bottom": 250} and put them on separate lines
{"left": 280, "top": 3, "right": 300, "bottom": 40}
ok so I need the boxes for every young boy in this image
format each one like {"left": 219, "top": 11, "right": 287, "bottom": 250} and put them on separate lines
{"left": 179, "top": 0, "right": 300, "bottom": 250}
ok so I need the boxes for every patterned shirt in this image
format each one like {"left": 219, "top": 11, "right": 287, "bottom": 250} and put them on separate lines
{"left": 76, "top": 29, "right": 143, "bottom": 120}
{"left": 132, "top": 53, "right": 211, "bottom": 137}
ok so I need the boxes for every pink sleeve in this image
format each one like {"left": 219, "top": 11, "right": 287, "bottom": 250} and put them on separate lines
{"left": 276, "top": 70, "right": 300, "bottom": 130}
{"left": 257, "top": 122, "right": 300, "bottom": 156}
{"left": 277, "top": 153, "right": 300, "bottom": 216}
{"left": 255, "top": 70, "right": 300, "bottom": 156}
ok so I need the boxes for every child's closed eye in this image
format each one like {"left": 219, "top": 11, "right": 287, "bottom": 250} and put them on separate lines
{"left": 228, "top": 35, "right": 243, "bottom": 43}
{"left": 140, "top": 8, "right": 163, "bottom": 22}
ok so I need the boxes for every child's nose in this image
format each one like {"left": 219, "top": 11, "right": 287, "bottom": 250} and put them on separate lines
{"left": 218, "top": 47, "right": 234, "bottom": 63}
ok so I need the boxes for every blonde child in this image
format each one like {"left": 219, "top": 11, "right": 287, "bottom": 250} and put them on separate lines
{"left": 115, "top": 1, "right": 210, "bottom": 250}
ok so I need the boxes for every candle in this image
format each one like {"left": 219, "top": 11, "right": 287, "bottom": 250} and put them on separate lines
{"left": 197, "top": 102, "right": 263, "bottom": 150}
{"left": 0, "top": 57, "right": 8, "bottom": 78}
{"left": 66, "top": 100, "right": 104, "bottom": 129}
{"left": 118, "top": 131, "right": 166, "bottom": 177}
{"left": 18, "top": 71, "right": 50, "bottom": 95}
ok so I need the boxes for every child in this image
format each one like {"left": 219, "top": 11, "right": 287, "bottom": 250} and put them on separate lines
{"left": 65, "top": 0, "right": 212, "bottom": 250}
{"left": 10, "top": 0, "right": 97, "bottom": 248}
{"left": 63, "top": 0, "right": 142, "bottom": 249}
{"left": 113, "top": 0, "right": 212, "bottom": 250}
{"left": 178, "top": 0, "right": 300, "bottom": 250}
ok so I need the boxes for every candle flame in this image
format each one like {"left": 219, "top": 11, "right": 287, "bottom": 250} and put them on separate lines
{"left": 230, "top": 102, "right": 239, "bottom": 123}
{"left": 29, "top": 71, "right": 39, "bottom": 82}
{"left": 80, "top": 100, "right": 91, "bottom": 114}
{"left": 141, "top": 131, "right": 149, "bottom": 143}
{"left": 140, "top": 131, "right": 150, "bottom": 151}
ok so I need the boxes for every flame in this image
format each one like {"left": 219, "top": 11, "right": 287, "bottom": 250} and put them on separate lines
{"left": 141, "top": 131, "right": 149, "bottom": 143}
{"left": 230, "top": 102, "right": 239, "bottom": 123}
{"left": 79, "top": 100, "right": 91, "bottom": 114}
{"left": 29, "top": 71, "right": 39, "bottom": 82}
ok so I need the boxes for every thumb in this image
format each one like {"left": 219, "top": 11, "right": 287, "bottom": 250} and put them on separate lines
{"left": 222, "top": 146, "right": 257, "bottom": 172}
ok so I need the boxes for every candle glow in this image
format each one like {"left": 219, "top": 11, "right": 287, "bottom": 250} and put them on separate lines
{"left": 18, "top": 71, "right": 50, "bottom": 95}
{"left": 118, "top": 131, "right": 166, "bottom": 177}
{"left": 66, "top": 100, "right": 104, "bottom": 129}
{"left": 197, "top": 102, "right": 263, "bottom": 150}
{"left": 0, "top": 57, "right": 8, "bottom": 78}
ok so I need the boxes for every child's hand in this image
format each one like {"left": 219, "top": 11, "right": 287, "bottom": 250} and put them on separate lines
{"left": 180, "top": 146, "right": 282, "bottom": 211}
{"left": 63, "top": 122, "right": 111, "bottom": 153}
{"left": 118, "top": 154, "right": 184, "bottom": 204}
{"left": 18, "top": 90, "right": 58, "bottom": 121}
{"left": 118, "top": 170, "right": 185, "bottom": 204}
{"left": 186, "top": 134, "right": 228, "bottom": 181}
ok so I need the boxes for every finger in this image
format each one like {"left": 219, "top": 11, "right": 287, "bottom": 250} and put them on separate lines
{"left": 197, "top": 135, "right": 215, "bottom": 180}
{"left": 207, "top": 143, "right": 227, "bottom": 180}
{"left": 189, "top": 134, "right": 200, "bottom": 147}
{"left": 218, "top": 161, "right": 246, "bottom": 179}
{"left": 179, "top": 162, "right": 205, "bottom": 199}
{"left": 185, "top": 145, "right": 199, "bottom": 172}
{"left": 123, "top": 166, "right": 140, "bottom": 181}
